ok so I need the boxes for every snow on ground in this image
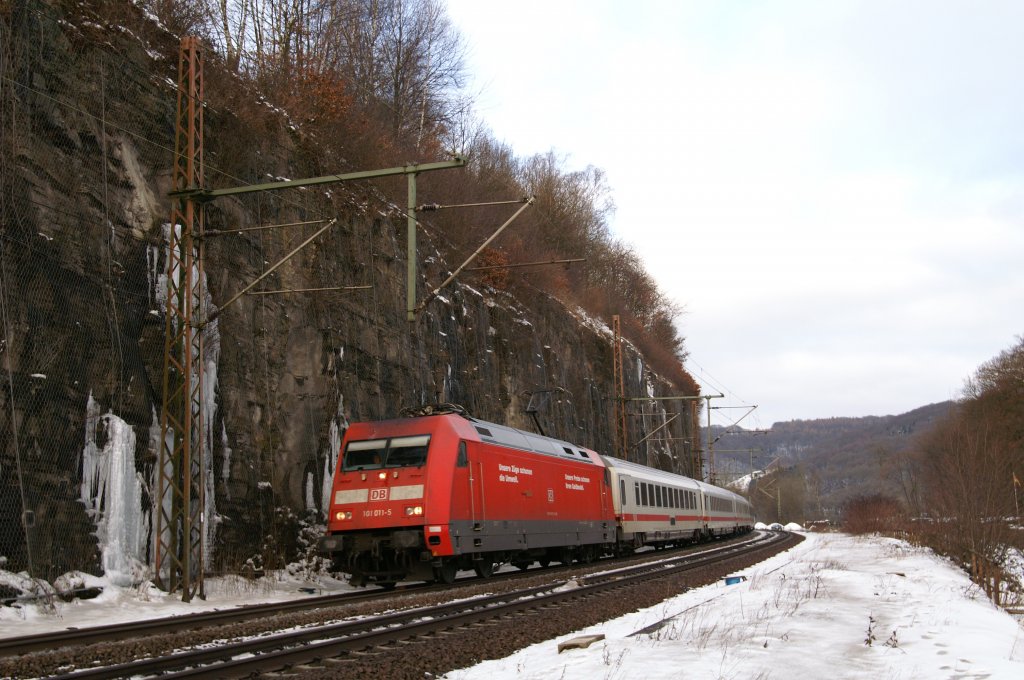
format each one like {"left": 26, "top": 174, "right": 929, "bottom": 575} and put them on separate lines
{"left": 445, "top": 532, "right": 1024, "bottom": 680}
{"left": 0, "top": 571, "right": 359, "bottom": 637}
{"left": 2, "top": 532, "right": 1022, "bottom": 680}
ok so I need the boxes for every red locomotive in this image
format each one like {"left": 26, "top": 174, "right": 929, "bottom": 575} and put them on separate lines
{"left": 319, "top": 411, "right": 754, "bottom": 587}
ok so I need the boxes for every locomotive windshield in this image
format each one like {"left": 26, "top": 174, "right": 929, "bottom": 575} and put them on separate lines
{"left": 384, "top": 435, "right": 430, "bottom": 467}
{"left": 342, "top": 435, "right": 430, "bottom": 471}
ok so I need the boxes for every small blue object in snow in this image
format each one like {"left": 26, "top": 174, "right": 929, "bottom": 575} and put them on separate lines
{"left": 725, "top": 576, "right": 746, "bottom": 585}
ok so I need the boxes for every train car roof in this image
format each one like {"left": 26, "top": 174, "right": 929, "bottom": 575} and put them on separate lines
{"left": 602, "top": 455, "right": 751, "bottom": 504}
{"left": 461, "top": 415, "right": 603, "bottom": 465}
{"left": 360, "top": 412, "right": 604, "bottom": 465}
{"left": 693, "top": 479, "right": 751, "bottom": 504}
{"left": 599, "top": 455, "right": 703, "bottom": 488}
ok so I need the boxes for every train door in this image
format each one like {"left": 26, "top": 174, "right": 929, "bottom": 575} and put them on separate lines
{"left": 465, "top": 440, "right": 486, "bottom": 527}
{"left": 601, "top": 466, "right": 614, "bottom": 522}
{"left": 450, "top": 440, "right": 480, "bottom": 527}
{"left": 699, "top": 489, "right": 709, "bottom": 535}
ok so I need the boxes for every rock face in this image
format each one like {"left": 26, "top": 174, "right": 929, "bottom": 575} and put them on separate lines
{"left": 0, "top": 1, "right": 698, "bottom": 581}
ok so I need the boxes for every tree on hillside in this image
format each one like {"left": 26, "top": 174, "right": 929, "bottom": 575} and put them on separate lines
{"left": 907, "top": 337, "right": 1024, "bottom": 601}
{"left": 142, "top": 0, "right": 696, "bottom": 391}
{"left": 962, "top": 336, "right": 1024, "bottom": 467}
{"left": 918, "top": 413, "right": 1016, "bottom": 566}
{"left": 153, "top": 0, "right": 466, "bottom": 151}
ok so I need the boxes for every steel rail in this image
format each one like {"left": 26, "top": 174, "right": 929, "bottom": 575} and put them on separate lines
{"left": 47, "top": 532, "right": 791, "bottom": 679}
{"left": 0, "top": 584, "right": 430, "bottom": 657}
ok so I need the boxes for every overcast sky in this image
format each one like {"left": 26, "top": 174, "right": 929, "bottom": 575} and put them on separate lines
{"left": 444, "top": 0, "right": 1024, "bottom": 428}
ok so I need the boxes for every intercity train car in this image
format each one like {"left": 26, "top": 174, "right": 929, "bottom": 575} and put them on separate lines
{"left": 601, "top": 457, "right": 753, "bottom": 548}
{"left": 696, "top": 479, "right": 756, "bottom": 536}
{"left": 319, "top": 413, "right": 616, "bottom": 587}
{"left": 602, "top": 456, "right": 707, "bottom": 547}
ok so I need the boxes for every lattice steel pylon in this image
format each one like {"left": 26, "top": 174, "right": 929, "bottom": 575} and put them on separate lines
{"left": 155, "top": 37, "right": 206, "bottom": 602}
{"left": 612, "top": 315, "right": 628, "bottom": 461}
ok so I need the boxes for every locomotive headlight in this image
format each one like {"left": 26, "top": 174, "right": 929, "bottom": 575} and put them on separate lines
{"left": 378, "top": 471, "right": 387, "bottom": 480}
{"left": 335, "top": 510, "right": 353, "bottom": 521}
{"left": 405, "top": 505, "right": 423, "bottom": 516}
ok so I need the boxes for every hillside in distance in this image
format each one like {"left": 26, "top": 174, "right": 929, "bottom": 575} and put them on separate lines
{"left": 714, "top": 401, "right": 955, "bottom": 518}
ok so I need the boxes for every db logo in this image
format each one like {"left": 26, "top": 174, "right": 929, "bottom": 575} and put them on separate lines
{"left": 370, "top": 488, "right": 389, "bottom": 502}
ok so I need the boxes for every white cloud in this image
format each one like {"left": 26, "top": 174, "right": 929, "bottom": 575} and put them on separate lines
{"left": 446, "top": 0, "right": 1024, "bottom": 425}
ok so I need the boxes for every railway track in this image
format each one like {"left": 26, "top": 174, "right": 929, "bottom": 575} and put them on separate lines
{"left": 1, "top": 531, "right": 800, "bottom": 679}
{"left": 0, "top": 580, "right": 435, "bottom": 658}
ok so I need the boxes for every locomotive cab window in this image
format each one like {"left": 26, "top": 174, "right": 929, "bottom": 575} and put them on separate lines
{"left": 456, "top": 440, "right": 468, "bottom": 468}
{"left": 385, "top": 435, "right": 430, "bottom": 468}
{"left": 342, "top": 435, "right": 430, "bottom": 471}
{"left": 342, "top": 439, "right": 386, "bottom": 470}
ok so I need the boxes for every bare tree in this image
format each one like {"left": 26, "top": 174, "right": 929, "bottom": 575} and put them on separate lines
{"left": 326, "top": 0, "right": 466, "bottom": 148}
{"left": 919, "top": 412, "right": 1015, "bottom": 569}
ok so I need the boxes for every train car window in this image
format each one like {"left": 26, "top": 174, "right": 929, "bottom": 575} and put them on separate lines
{"left": 620, "top": 479, "right": 626, "bottom": 506}
{"left": 385, "top": 435, "right": 430, "bottom": 468}
{"left": 342, "top": 439, "right": 386, "bottom": 471}
{"left": 456, "top": 441, "right": 468, "bottom": 468}
{"left": 674, "top": 488, "right": 680, "bottom": 508}
{"left": 655, "top": 486, "right": 662, "bottom": 508}
{"left": 641, "top": 483, "right": 649, "bottom": 506}
{"left": 634, "top": 482, "right": 641, "bottom": 505}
